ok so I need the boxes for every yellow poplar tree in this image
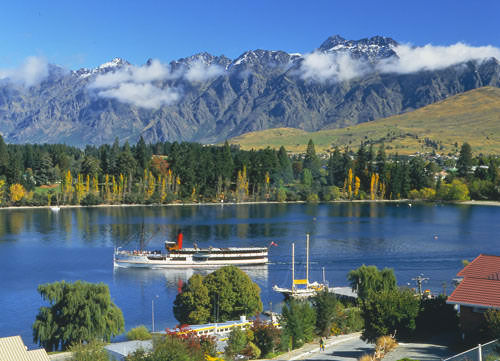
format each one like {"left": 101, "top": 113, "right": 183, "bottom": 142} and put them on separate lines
{"left": 85, "top": 175, "right": 90, "bottom": 194}
{"left": 119, "top": 174, "right": 125, "bottom": 201}
{"left": 64, "top": 170, "right": 73, "bottom": 203}
{"left": 9, "top": 183, "right": 25, "bottom": 203}
{"left": 147, "top": 171, "right": 155, "bottom": 199}
{"left": 160, "top": 176, "right": 167, "bottom": 202}
{"left": 112, "top": 176, "right": 118, "bottom": 202}
{"left": 347, "top": 168, "right": 353, "bottom": 198}
{"left": 354, "top": 176, "right": 360, "bottom": 197}
{"left": 104, "top": 174, "right": 111, "bottom": 202}
{"left": 0, "top": 179, "right": 5, "bottom": 204}
{"left": 92, "top": 176, "right": 99, "bottom": 195}
{"left": 75, "top": 174, "right": 85, "bottom": 204}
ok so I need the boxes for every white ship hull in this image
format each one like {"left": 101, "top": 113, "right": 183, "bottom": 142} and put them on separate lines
{"left": 114, "top": 247, "right": 268, "bottom": 268}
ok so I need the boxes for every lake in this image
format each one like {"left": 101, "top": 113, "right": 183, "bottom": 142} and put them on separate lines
{"left": 0, "top": 202, "right": 498, "bottom": 348}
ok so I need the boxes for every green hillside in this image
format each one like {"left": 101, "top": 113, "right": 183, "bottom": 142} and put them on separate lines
{"left": 228, "top": 86, "right": 500, "bottom": 155}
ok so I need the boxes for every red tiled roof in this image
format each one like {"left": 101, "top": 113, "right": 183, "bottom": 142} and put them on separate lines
{"left": 447, "top": 277, "right": 500, "bottom": 309}
{"left": 458, "top": 254, "right": 500, "bottom": 279}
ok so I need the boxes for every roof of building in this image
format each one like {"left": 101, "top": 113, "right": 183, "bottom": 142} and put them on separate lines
{"left": 457, "top": 254, "right": 500, "bottom": 279}
{"left": 0, "top": 336, "right": 50, "bottom": 361}
{"left": 447, "top": 254, "right": 500, "bottom": 309}
{"left": 447, "top": 276, "right": 500, "bottom": 309}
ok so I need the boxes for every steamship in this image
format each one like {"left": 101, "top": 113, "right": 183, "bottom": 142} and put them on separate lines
{"left": 113, "top": 232, "right": 269, "bottom": 268}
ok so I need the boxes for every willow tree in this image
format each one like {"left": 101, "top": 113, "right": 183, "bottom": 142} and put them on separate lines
{"left": 33, "top": 281, "right": 124, "bottom": 351}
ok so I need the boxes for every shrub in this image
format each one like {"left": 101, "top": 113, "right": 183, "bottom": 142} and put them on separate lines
{"left": 375, "top": 335, "right": 398, "bottom": 353}
{"left": 306, "top": 193, "right": 319, "bottom": 203}
{"left": 126, "top": 325, "right": 152, "bottom": 340}
{"left": 80, "top": 193, "right": 101, "bottom": 206}
{"left": 69, "top": 340, "right": 109, "bottom": 361}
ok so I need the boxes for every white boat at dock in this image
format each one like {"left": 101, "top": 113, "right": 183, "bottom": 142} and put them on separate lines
{"left": 114, "top": 232, "right": 269, "bottom": 268}
{"left": 273, "top": 234, "right": 326, "bottom": 299}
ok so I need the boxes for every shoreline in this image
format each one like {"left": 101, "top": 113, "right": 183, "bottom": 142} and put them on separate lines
{"left": 1, "top": 199, "right": 499, "bottom": 211}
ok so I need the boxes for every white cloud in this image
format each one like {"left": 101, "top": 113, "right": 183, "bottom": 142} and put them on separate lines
{"left": 0, "top": 56, "right": 49, "bottom": 87}
{"left": 184, "top": 61, "right": 224, "bottom": 82}
{"left": 378, "top": 43, "right": 500, "bottom": 74}
{"left": 98, "top": 82, "right": 180, "bottom": 109}
{"left": 90, "top": 58, "right": 223, "bottom": 108}
{"left": 298, "top": 42, "right": 500, "bottom": 83}
{"left": 299, "top": 51, "right": 369, "bottom": 83}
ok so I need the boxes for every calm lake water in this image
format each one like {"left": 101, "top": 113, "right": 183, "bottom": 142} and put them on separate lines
{"left": 1, "top": 202, "right": 499, "bottom": 347}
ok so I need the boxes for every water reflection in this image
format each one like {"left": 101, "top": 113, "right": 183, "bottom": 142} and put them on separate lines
{"left": 113, "top": 265, "right": 269, "bottom": 288}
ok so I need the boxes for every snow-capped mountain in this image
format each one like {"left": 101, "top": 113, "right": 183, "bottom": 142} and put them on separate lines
{"left": 318, "top": 35, "right": 398, "bottom": 62}
{"left": 1, "top": 35, "right": 499, "bottom": 146}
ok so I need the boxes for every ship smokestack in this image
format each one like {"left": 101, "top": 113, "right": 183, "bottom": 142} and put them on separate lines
{"left": 177, "top": 231, "right": 183, "bottom": 249}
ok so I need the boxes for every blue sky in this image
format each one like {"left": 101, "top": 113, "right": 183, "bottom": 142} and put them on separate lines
{"left": 1, "top": 0, "right": 499, "bottom": 69}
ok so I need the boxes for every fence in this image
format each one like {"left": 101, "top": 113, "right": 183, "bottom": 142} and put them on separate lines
{"left": 443, "top": 339, "right": 499, "bottom": 361}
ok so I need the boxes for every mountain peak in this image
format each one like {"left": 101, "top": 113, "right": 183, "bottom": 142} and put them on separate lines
{"left": 318, "top": 35, "right": 398, "bottom": 62}
{"left": 98, "top": 57, "right": 130, "bottom": 70}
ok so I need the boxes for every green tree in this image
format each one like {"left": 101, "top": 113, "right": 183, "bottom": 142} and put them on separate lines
{"left": 303, "top": 139, "right": 321, "bottom": 179}
{"left": 281, "top": 300, "right": 316, "bottom": 349}
{"left": 203, "top": 266, "right": 263, "bottom": 322}
{"left": 347, "top": 265, "right": 397, "bottom": 301}
{"left": 251, "top": 318, "right": 281, "bottom": 357}
{"left": 32, "top": 281, "right": 124, "bottom": 351}
{"left": 173, "top": 274, "right": 211, "bottom": 324}
{"left": 277, "top": 146, "right": 293, "bottom": 183}
{"left": 312, "top": 290, "right": 341, "bottom": 336}
{"left": 327, "top": 147, "right": 344, "bottom": 187}
{"left": 456, "top": 142, "right": 473, "bottom": 177}
{"left": 484, "top": 309, "right": 500, "bottom": 340}
{"left": 361, "top": 288, "right": 420, "bottom": 342}
{"left": 174, "top": 266, "right": 262, "bottom": 325}
{"left": 225, "top": 327, "right": 248, "bottom": 359}
{"left": 436, "top": 179, "right": 470, "bottom": 201}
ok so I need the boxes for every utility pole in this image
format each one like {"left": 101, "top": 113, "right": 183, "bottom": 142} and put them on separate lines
{"left": 412, "top": 275, "right": 429, "bottom": 297}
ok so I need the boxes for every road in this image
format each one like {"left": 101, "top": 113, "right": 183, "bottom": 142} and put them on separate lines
{"left": 273, "top": 333, "right": 374, "bottom": 361}
{"left": 271, "top": 333, "right": 452, "bottom": 361}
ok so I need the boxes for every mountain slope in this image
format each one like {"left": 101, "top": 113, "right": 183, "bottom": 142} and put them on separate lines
{"left": 1, "top": 35, "right": 500, "bottom": 146}
{"left": 228, "top": 86, "right": 500, "bottom": 155}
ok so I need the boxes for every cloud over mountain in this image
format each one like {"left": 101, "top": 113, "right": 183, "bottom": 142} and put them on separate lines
{"left": 299, "top": 42, "right": 500, "bottom": 83}
{"left": 89, "top": 58, "right": 224, "bottom": 108}
{"left": 0, "top": 56, "right": 49, "bottom": 87}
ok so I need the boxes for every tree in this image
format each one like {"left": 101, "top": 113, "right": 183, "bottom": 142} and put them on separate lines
{"left": 225, "top": 327, "right": 248, "bottom": 359}
{"left": 361, "top": 288, "right": 420, "bottom": 342}
{"left": 312, "top": 290, "right": 341, "bottom": 336}
{"left": 327, "top": 147, "right": 344, "bottom": 187}
{"left": 303, "top": 139, "right": 321, "bottom": 179}
{"left": 436, "top": 179, "right": 470, "bottom": 201}
{"left": 277, "top": 146, "right": 293, "bottom": 183}
{"left": 173, "top": 266, "right": 262, "bottom": 325}
{"left": 32, "top": 281, "right": 124, "bottom": 351}
{"left": 281, "top": 299, "right": 316, "bottom": 349}
{"left": 456, "top": 142, "right": 473, "bottom": 177}
{"left": 251, "top": 318, "right": 281, "bottom": 356}
{"left": 173, "top": 274, "right": 211, "bottom": 324}
{"left": 347, "top": 265, "right": 397, "bottom": 301}
{"left": 484, "top": 309, "right": 500, "bottom": 340}
{"left": 9, "top": 183, "right": 26, "bottom": 203}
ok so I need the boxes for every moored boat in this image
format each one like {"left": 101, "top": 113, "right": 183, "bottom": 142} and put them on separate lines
{"left": 273, "top": 234, "right": 326, "bottom": 298}
{"left": 114, "top": 231, "right": 269, "bottom": 268}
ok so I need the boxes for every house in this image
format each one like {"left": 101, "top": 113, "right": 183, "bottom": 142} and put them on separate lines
{"left": 447, "top": 254, "right": 500, "bottom": 342}
{"left": 0, "top": 335, "right": 50, "bottom": 361}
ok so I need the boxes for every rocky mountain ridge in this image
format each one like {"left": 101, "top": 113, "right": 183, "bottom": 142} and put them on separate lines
{"left": 1, "top": 35, "right": 499, "bottom": 147}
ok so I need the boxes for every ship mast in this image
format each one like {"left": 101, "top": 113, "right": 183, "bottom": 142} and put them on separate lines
{"left": 292, "top": 243, "right": 295, "bottom": 292}
{"left": 306, "top": 233, "right": 309, "bottom": 286}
